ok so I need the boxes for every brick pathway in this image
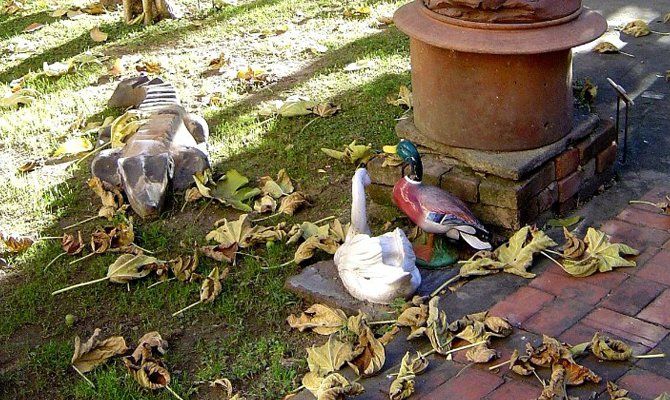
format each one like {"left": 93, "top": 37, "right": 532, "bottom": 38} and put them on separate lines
{"left": 417, "top": 186, "right": 670, "bottom": 400}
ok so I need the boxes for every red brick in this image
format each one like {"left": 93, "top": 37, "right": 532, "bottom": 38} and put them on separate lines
{"left": 600, "top": 220, "right": 670, "bottom": 251}
{"left": 427, "top": 367, "right": 503, "bottom": 399}
{"left": 582, "top": 308, "right": 668, "bottom": 348}
{"left": 523, "top": 298, "right": 592, "bottom": 337}
{"left": 479, "top": 162, "right": 555, "bottom": 209}
{"left": 529, "top": 270, "right": 609, "bottom": 305}
{"left": 575, "top": 120, "right": 617, "bottom": 163}
{"left": 488, "top": 286, "right": 555, "bottom": 326}
{"left": 581, "top": 158, "right": 597, "bottom": 181}
{"left": 616, "top": 207, "right": 670, "bottom": 231}
{"left": 485, "top": 380, "right": 541, "bottom": 400}
{"left": 600, "top": 276, "right": 666, "bottom": 316}
{"left": 554, "top": 148, "right": 580, "bottom": 180}
{"left": 638, "top": 289, "right": 670, "bottom": 328}
{"left": 440, "top": 167, "right": 480, "bottom": 203}
{"left": 637, "top": 250, "right": 670, "bottom": 286}
{"left": 560, "top": 323, "right": 651, "bottom": 356}
{"left": 535, "top": 183, "right": 558, "bottom": 213}
{"left": 637, "top": 246, "right": 661, "bottom": 267}
{"left": 557, "top": 196, "right": 578, "bottom": 215}
{"left": 557, "top": 172, "right": 583, "bottom": 203}
{"left": 665, "top": 239, "right": 670, "bottom": 249}
{"left": 597, "top": 142, "right": 618, "bottom": 173}
{"left": 545, "top": 263, "right": 629, "bottom": 290}
{"left": 618, "top": 369, "right": 670, "bottom": 399}
{"left": 637, "top": 186, "right": 670, "bottom": 204}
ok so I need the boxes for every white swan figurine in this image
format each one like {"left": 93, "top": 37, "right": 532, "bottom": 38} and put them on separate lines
{"left": 334, "top": 167, "right": 421, "bottom": 305}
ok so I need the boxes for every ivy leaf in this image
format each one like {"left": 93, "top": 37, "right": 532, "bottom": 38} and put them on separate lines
{"left": 211, "top": 170, "right": 261, "bottom": 212}
{"left": 71, "top": 328, "right": 128, "bottom": 373}
{"left": 306, "top": 336, "right": 355, "bottom": 377}
{"left": 287, "top": 304, "right": 348, "bottom": 335}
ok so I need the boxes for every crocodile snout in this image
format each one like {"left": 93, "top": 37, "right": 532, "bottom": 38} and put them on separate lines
{"left": 118, "top": 154, "right": 173, "bottom": 219}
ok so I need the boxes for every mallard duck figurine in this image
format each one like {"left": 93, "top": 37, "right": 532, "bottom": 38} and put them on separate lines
{"left": 334, "top": 167, "right": 421, "bottom": 305}
{"left": 385, "top": 140, "right": 491, "bottom": 263}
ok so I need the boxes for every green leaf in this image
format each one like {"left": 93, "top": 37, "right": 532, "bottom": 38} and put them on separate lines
{"left": 562, "top": 228, "right": 638, "bottom": 277}
{"left": 211, "top": 169, "right": 261, "bottom": 212}
{"left": 496, "top": 226, "right": 557, "bottom": 278}
{"left": 547, "top": 215, "right": 582, "bottom": 228}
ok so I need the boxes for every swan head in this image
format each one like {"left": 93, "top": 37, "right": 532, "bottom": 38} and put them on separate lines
{"left": 353, "top": 167, "right": 371, "bottom": 187}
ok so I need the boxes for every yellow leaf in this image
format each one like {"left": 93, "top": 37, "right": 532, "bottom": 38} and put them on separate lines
{"left": 593, "top": 42, "right": 620, "bottom": 54}
{"left": 561, "top": 228, "right": 638, "bottom": 277}
{"left": 387, "top": 85, "right": 413, "bottom": 109}
{"left": 287, "top": 304, "right": 348, "bottom": 335}
{"left": 51, "top": 8, "right": 70, "bottom": 17}
{"left": 348, "top": 323, "right": 386, "bottom": 377}
{"left": 0, "top": 233, "right": 34, "bottom": 253}
{"left": 306, "top": 336, "right": 355, "bottom": 376}
{"left": 90, "top": 27, "right": 108, "bottom": 42}
{"left": 71, "top": 328, "right": 128, "bottom": 373}
{"left": 53, "top": 137, "right": 93, "bottom": 157}
{"left": 590, "top": 332, "right": 633, "bottom": 361}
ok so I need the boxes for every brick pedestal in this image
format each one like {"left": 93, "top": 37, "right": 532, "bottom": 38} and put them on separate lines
{"left": 370, "top": 114, "right": 618, "bottom": 234}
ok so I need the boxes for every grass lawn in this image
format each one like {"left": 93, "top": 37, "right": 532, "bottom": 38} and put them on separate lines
{"left": 0, "top": 0, "right": 412, "bottom": 398}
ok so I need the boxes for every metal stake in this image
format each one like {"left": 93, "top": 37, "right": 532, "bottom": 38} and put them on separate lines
{"left": 607, "top": 78, "right": 634, "bottom": 164}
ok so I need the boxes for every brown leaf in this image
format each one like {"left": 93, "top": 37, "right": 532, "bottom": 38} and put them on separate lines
{"left": 484, "top": 315, "right": 513, "bottom": 337}
{"left": 379, "top": 325, "right": 400, "bottom": 346}
{"left": 168, "top": 254, "right": 199, "bottom": 282}
{"left": 562, "top": 227, "right": 586, "bottom": 260}
{"left": 312, "top": 103, "right": 340, "bottom": 117}
{"left": 287, "top": 304, "right": 348, "bottom": 335}
{"left": 539, "top": 363, "right": 568, "bottom": 400}
{"left": 607, "top": 381, "right": 633, "bottom": 400}
{"left": 130, "top": 331, "right": 168, "bottom": 362}
{"left": 527, "top": 335, "right": 574, "bottom": 368}
{"left": 128, "top": 359, "right": 171, "bottom": 389}
{"left": 389, "top": 351, "right": 428, "bottom": 400}
{"left": 593, "top": 42, "right": 621, "bottom": 54}
{"left": 508, "top": 349, "right": 534, "bottom": 376}
{"left": 306, "top": 372, "right": 364, "bottom": 400}
{"left": 200, "top": 266, "right": 227, "bottom": 303}
{"left": 466, "top": 344, "right": 498, "bottom": 363}
{"left": 278, "top": 192, "right": 311, "bottom": 216}
{"left": 71, "top": 328, "right": 128, "bottom": 373}
{"left": 559, "top": 358, "right": 601, "bottom": 385}
{"left": 62, "top": 231, "right": 84, "bottom": 255}
{"left": 622, "top": 20, "right": 651, "bottom": 37}
{"left": 590, "top": 332, "right": 633, "bottom": 361}
{"left": 306, "top": 336, "right": 355, "bottom": 376}
{"left": 90, "top": 229, "right": 112, "bottom": 254}
{"left": 347, "top": 324, "right": 385, "bottom": 377}
{"left": 200, "top": 243, "right": 238, "bottom": 263}
{"left": 23, "top": 22, "right": 44, "bottom": 33}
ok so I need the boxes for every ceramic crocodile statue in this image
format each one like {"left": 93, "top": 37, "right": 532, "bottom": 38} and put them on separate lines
{"left": 91, "top": 76, "right": 209, "bottom": 218}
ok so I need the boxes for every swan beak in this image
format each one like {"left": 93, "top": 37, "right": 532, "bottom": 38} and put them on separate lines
{"left": 383, "top": 145, "right": 398, "bottom": 154}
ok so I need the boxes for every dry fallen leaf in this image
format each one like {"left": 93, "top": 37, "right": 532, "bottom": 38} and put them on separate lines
{"left": 62, "top": 231, "right": 85, "bottom": 255}
{"left": 88, "top": 176, "right": 125, "bottom": 219}
{"left": 168, "top": 254, "right": 199, "bottom": 282}
{"left": 278, "top": 192, "right": 311, "bottom": 216}
{"left": 622, "top": 20, "right": 651, "bottom": 37}
{"left": 607, "top": 381, "right": 633, "bottom": 400}
{"left": 53, "top": 137, "right": 93, "bottom": 157}
{"left": 389, "top": 351, "right": 429, "bottom": 400}
{"left": 71, "top": 328, "right": 127, "bottom": 373}
{"left": 136, "top": 60, "right": 162, "bottom": 74}
{"left": 560, "top": 228, "right": 638, "bottom": 277}
{"left": 593, "top": 42, "right": 621, "bottom": 54}
{"left": 287, "top": 304, "right": 348, "bottom": 335}
{"left": 306, "top": 336, "right": 355, "bottom": 376}
{"left": 387, "top": 85, "right": 413, "bottom": 109}
{"left": 303, "top": 372, "right": 364, "bottom": 400}
{"left": 0, "top": 233, "right": 34, "bottom": 253}
{"left": 590, "top": 332, "right": 633, "bottom": 361}
{"left": 23, "top": 22, "right": 44, "bottom": 33}
{"left": 90, "top": 27, "right": 108, "bottom": 42}
{"left": 347, "top": 323, "right": 386, "bottom": 377}
{"left": 539, "top": 363, "right": 568, "bottom": 400}
{"left": 466, "top": 344, "right": 498, "bottom": 363}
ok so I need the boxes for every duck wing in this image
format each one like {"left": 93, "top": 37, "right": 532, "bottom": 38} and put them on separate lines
{"left": 417, "top": 185, "right": 485, "bottom": 231}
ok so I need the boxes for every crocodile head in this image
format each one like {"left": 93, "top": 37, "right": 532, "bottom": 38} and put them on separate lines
{"left": 118, "top": 153, "right": 174, "bottom": 219}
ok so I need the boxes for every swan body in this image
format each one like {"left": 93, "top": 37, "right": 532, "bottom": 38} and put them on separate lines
{"left": 335, "top": 168, "right": 421, "bottom": 304}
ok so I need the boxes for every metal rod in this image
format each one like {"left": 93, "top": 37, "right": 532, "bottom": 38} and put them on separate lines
{"left": 623, "top": 102, "right": 629, "bottom": 164}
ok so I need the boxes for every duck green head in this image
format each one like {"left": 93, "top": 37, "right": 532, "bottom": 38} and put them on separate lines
{"left": 383, "top": 139, "right": 423, "bottom": 181}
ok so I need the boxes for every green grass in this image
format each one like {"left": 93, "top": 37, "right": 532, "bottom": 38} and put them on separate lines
{"left": 0, "top": 0, "right": 411, "bottom": 398}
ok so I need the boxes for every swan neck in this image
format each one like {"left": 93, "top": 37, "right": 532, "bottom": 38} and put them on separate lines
{"left": 351, "top": 175, "right": 371, "bottom": 236}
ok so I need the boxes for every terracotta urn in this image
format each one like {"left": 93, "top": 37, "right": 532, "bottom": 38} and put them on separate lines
{"left": 394, "top": 0, "right": 608, "bottom": 151}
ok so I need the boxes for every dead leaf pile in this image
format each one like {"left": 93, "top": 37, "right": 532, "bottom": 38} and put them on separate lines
{"left": 557, "top": 228, "right": 638, "bottom": 277}
{"left": 321, "top": 140, "right": 374, "bottom": 165}
{"left": 433, "top": 226, "right": 556, "bottom": 294}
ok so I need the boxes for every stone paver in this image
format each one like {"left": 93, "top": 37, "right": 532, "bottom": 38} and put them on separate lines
{"left": 528, "top": 270, "right": 610, "bottom": 305}
{"left": 484, "top": 380, "right": 540, "bottom": 400}
{"left": 487, "top": 286, "right": 554, "bottom": 326}
{"left": 426, "top": 367, "right": 503, "bottom": 399}
{"left": 523, "top": 298, "right": 592, "bottom": 337}
{"left": 582, "top": 308, "right": 668, "bottom": 348}
{"left": 617, "top": 369, "right": 670, "bottom": 400}
{"left": 637, "top": 250, "right": 670, "bottom": 286}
